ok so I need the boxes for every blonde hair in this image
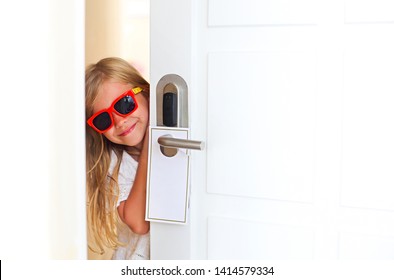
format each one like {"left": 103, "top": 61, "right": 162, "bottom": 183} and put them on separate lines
{"left": 85, "top": 57, "right": 149, "bottom": 254}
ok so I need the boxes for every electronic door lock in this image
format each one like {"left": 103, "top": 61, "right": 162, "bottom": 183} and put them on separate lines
{"left": 156, "top": 74, "right": 188, "bottom": 128}
{"left": 146, "top": 74, "right": 204, "bottom": 224}
{"left": 156, "top": 74, "right": 204, "bottom": 156}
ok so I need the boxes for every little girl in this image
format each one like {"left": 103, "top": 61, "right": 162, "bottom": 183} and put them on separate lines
{"left": 85, "top": 57, "right": 150, "bottom": 259}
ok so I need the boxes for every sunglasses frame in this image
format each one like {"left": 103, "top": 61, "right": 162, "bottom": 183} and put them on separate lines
{"left": 87, "top": 87, "right": 142, "bottom": 133}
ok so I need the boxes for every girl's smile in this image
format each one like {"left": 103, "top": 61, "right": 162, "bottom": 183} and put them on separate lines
{"left": 118, "top": 122, "right": 136, "bottom": 137}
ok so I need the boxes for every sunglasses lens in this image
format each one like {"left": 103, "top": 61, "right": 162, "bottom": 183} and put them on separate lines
{"left": 92, "top": 111, "right": 111, "bottom": 131}
{"left": 114, "top": 95, "right": 136, "bottom": 115}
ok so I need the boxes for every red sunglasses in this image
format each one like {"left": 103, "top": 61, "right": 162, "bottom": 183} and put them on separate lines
{"left": 87, "top": 87, "right": 142, "bottom": 133}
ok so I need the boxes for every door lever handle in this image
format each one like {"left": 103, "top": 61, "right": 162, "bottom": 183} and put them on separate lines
{"left": 158, "top": 136, "right": 205, "bottom": 151}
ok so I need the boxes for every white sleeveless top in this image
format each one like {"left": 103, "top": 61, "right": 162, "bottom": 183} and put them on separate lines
{"left": 108, "top": 150, "right": 150, "bottom": 260}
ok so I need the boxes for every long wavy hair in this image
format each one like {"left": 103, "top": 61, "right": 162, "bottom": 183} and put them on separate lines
{"left": 85, "top": 57, "right": 149, "bottom": 254}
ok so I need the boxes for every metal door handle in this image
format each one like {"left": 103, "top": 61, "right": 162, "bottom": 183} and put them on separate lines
{"left": 158, "top": 136, "right": 205, "bottom": 151}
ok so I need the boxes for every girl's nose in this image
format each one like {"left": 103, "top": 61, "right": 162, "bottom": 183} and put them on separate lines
{"left": 112, "top": 113, "right": 127, "bottom": 128}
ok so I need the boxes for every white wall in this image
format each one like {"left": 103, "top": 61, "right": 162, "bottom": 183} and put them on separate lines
{"left": 0, "top": 0, "right": 86, "bottom": 259}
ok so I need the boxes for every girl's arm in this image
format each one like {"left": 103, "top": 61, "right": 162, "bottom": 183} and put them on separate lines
{"left": 117, "top": 129, "right": 150, "bottom": 234}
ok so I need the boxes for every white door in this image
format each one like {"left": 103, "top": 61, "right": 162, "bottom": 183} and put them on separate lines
{"left": 150, "top": 0, "right": 394, "bottom": 259}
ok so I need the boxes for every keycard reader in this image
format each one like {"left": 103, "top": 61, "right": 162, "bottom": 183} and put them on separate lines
{"left": 156, "top": 74, "right": 188, "bottom": 128}
{"left": 163, "top": 92, "right": 177, "bottom": 127}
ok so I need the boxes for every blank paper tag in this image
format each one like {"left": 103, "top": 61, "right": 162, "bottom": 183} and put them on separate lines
{"left": 146, "top": 126, "right": 190, "bottom": 224}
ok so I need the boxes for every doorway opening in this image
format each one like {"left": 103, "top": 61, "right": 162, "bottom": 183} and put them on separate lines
{"left": 85, "top": 0, "right": 150, "bottom": 260}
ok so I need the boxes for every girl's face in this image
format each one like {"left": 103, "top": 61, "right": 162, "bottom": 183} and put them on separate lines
{"left": 93, "top": 79, "right": 149, "bottom": 148}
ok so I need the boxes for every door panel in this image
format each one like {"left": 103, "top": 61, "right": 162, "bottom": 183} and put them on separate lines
{"left": 342, "top": 27, "right": 394, "bottom": 211}
{"left": 345, "top": 0, "right": 394, "bottom": 23}
{"left": 208, "top": 216, "right": 315, "bottom": 259}
{"left": 207, "top": 51, "right": 316, "bottom": 202}
{"left": 208, "top": 0, "right": 317, "bottom": 26}
{"left": 339, "top": 233, "right": 394, "bottom": 259}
